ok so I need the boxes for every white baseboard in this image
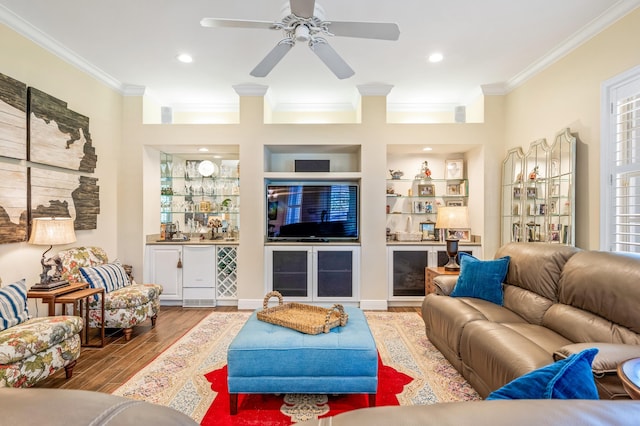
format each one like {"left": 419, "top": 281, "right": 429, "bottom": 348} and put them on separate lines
{"left": 237, "top": 299, "right": 263, "bottom": 310}
{"left": 359, "top": 300, "right": 388, "bottom": 310}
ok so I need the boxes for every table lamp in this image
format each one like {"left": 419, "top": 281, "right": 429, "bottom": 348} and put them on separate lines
{"left": 28, "top": 217, "right": 76, "bottom": 287}
{"left": 435, "top": 206, "right": 470, "bottom": 271}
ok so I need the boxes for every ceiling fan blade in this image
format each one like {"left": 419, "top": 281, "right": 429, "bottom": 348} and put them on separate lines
{"left": 309, "top": 39, "right": 354, "bottom": 80}
{"left": 200, "top": 18, "right": 278, "bottom": 30}
{"left": 290, "top": 0, "right": 316, "bottom": 18}
{"left": 250, "top": 40, "right": 295, "bottom": 77}
{"left": 326, "top": 21, "right": 400, "bottom": 40}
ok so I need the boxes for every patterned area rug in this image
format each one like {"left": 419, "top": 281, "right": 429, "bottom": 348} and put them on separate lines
{"left": 112, "top": 311, "right": 480, "bottom": 423}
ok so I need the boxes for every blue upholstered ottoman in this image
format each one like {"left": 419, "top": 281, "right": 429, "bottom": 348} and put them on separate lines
{"left": 227, "top": 306, "right": 378, "bottom": 414}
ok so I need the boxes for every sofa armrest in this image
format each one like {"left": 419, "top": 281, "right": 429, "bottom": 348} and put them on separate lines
{"left": 433, "top": 275, "right": 459, "bottom": 296}
{"left": 554, "top": 343, "right": 640, "bottom": 375}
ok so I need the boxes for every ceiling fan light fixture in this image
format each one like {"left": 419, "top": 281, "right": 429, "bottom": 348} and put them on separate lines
{"left": 295, "top": 24, "right": 310, "bottom": 41}
{"left": 177, "top": 53, "right": 193, "bottom": 63}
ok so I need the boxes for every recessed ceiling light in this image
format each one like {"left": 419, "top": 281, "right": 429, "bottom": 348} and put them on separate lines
{"left": 177, "top": 53, "right": 193, "bottom": 63}
{"left": 213, "top": 155, "right": 222, "bottom": 159}
{"left": 428, "top": 52, "right": 443, "bottom": 63}
{"left": 198, "top": 147, "right": 209, "bottom": 152}
{"left": 423, "top": 147, "right": 433, "bottom": 151}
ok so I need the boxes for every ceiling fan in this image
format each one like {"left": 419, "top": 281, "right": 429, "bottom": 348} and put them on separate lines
{"left": 200, "top": 0, "right": 400, "bottom": 79}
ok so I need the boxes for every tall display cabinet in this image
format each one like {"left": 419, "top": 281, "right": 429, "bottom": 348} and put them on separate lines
{"left": 501, "top": 129, "right": 576, "bottom": 245}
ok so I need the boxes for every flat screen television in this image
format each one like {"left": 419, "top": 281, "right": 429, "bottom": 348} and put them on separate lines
{"left": 266, "top": 182, "right": 359, "bottom": 242}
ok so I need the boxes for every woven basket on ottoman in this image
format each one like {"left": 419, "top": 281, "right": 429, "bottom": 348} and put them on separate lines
{"left": 227, "top": 306, "right": 378, "bottom": 415}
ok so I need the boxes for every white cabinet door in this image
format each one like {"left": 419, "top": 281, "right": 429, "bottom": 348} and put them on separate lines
{"left": 182, "top": 245, "right": 215, "bottom": 288}
{"left": 147, "top": 245, "right": 183, "bottom": 302}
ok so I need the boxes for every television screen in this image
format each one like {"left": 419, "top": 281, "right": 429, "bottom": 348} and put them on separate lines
{"left": 266, "top": 183, "right": 359, "bottom": 241}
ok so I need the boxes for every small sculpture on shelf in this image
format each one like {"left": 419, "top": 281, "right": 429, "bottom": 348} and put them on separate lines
{"left": 528, "top": 166, "right": 539, "bottom": 181}
{"left": 415, "top": 161, "right": 432, "bottom": 180}
{"left": 389, "top": 169, "right": 404, "bottom": 180}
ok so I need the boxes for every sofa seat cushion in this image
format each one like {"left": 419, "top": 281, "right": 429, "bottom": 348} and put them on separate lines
{"left": 0, "top": 316, "right": 83, "bottom": 364}
{"left": 500, "top": 323, "right": 572, "bottom": 355}
{"left": 88, "top": 284, "right": 163, "bottom": 310}
{"left": 460, "top": 320, "right": 558, "bottom": 397}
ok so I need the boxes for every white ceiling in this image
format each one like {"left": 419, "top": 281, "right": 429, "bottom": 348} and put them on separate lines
{"left": 1, "top": 0, "right": 638, "bottom": 112}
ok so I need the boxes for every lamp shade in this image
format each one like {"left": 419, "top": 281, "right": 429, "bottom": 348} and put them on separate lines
{"left": 435, "top": 206, "right": 470, "bottom": 230}
{"left": 28, "top": 217, "right": 77, "bottom": 246}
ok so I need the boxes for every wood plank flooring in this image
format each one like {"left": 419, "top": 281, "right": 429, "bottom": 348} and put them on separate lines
{"left": 35, "top": 306, "right": 420, "bottom": 393}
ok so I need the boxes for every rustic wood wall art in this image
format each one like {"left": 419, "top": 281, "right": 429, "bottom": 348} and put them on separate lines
{"left": 0, "top": 162, "right": 28, "bottom": 243}
{"left": 30, "top": 167, "right": 100, "bottom": 230}
{"left": 0, "top": 73, "right": 27, "bottom": 160}
{"left": 28, "top": 87, "right": 97, "bottom": 173}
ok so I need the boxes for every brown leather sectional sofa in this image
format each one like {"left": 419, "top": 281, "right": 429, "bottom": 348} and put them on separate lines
{"left": 422, "top": 242, "right": 640, "bottom": 399}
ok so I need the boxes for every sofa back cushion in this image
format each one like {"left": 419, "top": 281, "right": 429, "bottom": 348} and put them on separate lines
{"left": 57, "top": 247, "right": 109, "bottom": 283}
{"left": 495, "top": 243, "right": 580, "bottom": 302}
{"left": 0, "top": 279, "right": 30, "bottom": 331}
{"left": 502, "top": 285, "right": 554, "bottom": 326}
{"left": 558, "top": 250, "right": 640, "bottom": 336}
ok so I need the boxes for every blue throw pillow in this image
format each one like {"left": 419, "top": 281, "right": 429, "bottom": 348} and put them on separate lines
{"left": 450, "top": 252, "right": 510, "bottom": 305}
{"left": 486, "top": 348, "right": 600, "bottom": 400}
{"left": 0, "top": 279, "right": 30, "bottom": 330}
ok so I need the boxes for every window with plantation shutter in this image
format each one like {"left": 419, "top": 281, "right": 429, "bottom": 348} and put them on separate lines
{"left": 601, "top": 66, "right": 640, "bottom": 252}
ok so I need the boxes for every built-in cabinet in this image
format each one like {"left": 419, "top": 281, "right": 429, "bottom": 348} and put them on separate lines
{"left": 501, "top": 129, "right": 576, "bottom": 245}
{"left": 161, "top": 152, "right": 240, "bottom": 238}
{"left": 387, "top": 244, "right": 481, "bottom": 301}
{"left": 146, "top": 244, "right": 238, "bottom": 306}
{"left": 264, "top": 245, "right": 360, "bottom": 303}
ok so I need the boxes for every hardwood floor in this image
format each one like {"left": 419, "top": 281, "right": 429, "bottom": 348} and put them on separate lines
{"left": 35, "top": 305, "right": 420, "bottom": 393}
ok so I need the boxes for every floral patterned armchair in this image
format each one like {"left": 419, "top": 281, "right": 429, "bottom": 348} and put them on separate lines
{"left": 0, "top": 279, "right": 83, "bottom": 387}
{"left": 57, "top": 247, "right": 163, "bottom": 341}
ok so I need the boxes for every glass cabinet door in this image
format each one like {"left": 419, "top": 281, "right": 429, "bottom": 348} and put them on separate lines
{"left": 547, "top": 128, "right": 576, "bottom": 245}
{"left": 501, "top": 148, "right": 525, "bottom": 245}
{"left": 270, "top": 248, "right": 311, "bottom": 298}
{"left": 316, "top": 249, "right": 354, "bottom": 298}
{"left": 523, "top": 139, "right": 550, "bottom": 242}
{"left": 390, "top": 248, "right": 429, "bottom": 297}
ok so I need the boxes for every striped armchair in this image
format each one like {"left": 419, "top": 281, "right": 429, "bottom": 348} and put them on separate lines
{"left": 57, "top": 247, "right": 163, "bottom": 341}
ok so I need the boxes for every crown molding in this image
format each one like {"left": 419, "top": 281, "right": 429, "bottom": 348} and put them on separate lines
{"left": 505, "top": 0, "right": 640, "bottom": 92}
{"left": 122, "top": 85, "right": 146, "bottom": 97}
{"left": 232, "top": 83, "right": 269, "bottom": 97}
{"left": 0, "top": 4, "right": 124, "bottom": 93}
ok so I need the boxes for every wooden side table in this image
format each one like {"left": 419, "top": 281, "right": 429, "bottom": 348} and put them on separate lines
{"left": 618, "top": 358, "right": 640, "bottom": 400}
{"left": 56, "top": 288, "right": 105, "bottom": 348}
{"left": 27, "top": 282, "right": 89, "bottom": 316}
{"left": 425, "top": 266, "right": 460, "bottom": 294}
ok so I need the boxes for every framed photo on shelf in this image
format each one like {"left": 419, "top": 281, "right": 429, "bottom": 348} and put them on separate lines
{"left": 445, "top": 159, "right": 464, "bottom": 180}
{"left": 513, "top": 187, "right": 522, "bottom": 199}
{"left": 419, "top": 222, "right": 437, "bottom": 241}
{"left": 526, "top": 187, "right": 537, "bottom": 198}
{"left": 446, "top": 199, "right": 464, "bottom": 207}
{"left": 412, "top": 201, "right": 425, "bottom": 213}
{"left": 550, "top": 183, "right": 560, "bottom": 197}
{"left": 446, "top": 228, "right": 471, "bottom": 242}
{"left": 418, "top": 183, "right": 435, "bottom": 196}
{"left": 446, "top": 182, "right": 463, "bottom": 196}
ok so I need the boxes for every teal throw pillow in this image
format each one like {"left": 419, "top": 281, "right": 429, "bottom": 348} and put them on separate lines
{"left": 0, "top": 279, "right": 30, "bottom": 330}
{"left": 486, "top": 348, "right": 600, "bottom": 400}
{"left": 450, "top": 252, "right": 509, "bottom": 305}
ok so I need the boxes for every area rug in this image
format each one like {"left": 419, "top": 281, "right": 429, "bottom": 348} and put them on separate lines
{"left": 112, "top": 311, "right": 480, "bottom": 424}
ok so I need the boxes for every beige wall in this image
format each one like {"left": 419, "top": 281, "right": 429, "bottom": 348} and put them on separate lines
{"left": 0, "top": 26, "right": 123, "bottom": 309}
{"left": 504, "top": 8, "right": 640, "bottom": 250}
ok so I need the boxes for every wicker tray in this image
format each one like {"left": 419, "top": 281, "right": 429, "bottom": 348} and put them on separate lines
{"left": 257, "top": 291, "right": 348, "bottom": 334}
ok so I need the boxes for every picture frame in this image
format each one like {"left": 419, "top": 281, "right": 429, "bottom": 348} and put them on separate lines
{"left": 412, "top": 201, "right": 425, "bottom": 213}
{"left": 424, "top": 201, "right": 435, "bottom": 214}
{"left": 445, "top": 159, "right": 464, "bottom": 180}
{"left": 419, "top": 222, "right": 437, "bottom": 241}
{"left": 550, "top": 183, "right": 560, "bottom": 197}
{"left": 446, "top": 182, "right": 463, "bottom": 196}
{"left": 526, "top": 187, "right": 537, "bottom": 198}
{"left": 418, "top": 183, "right": 435, "bottom": 197}
{"left": 513, "top": 187, "right": 521, "bottom": 199}
{"left": 446, "top": 228, "right": 471, "bottom": 242}
{"left": 446, "top": 199, "right": 463, "bottom": 207}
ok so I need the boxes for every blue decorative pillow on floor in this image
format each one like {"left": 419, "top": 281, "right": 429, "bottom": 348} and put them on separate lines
{"left": 450, "top": 252, "right": 510, "bottom": 305}
{"left": 0, "top": 279, "right": 30, "bottom": 330}
{"left": 486, "top": 348, "right": 600, "bottom": 400}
